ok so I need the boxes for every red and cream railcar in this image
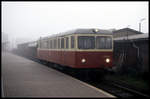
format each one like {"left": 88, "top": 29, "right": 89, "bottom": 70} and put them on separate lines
{"left": 37, "top": 29, "right": 113, "bottom": 69}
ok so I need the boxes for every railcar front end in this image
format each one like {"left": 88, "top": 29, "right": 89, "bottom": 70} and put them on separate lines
{"left": 74, "top": 34, "right": 113, "bottom": 69}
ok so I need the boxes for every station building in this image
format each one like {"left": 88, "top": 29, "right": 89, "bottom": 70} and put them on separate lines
{"left": 113, "top": 28, "right": 143, "bottom": 38}
{"left": 113, "top": 28, "right": 149, "bottom": 75}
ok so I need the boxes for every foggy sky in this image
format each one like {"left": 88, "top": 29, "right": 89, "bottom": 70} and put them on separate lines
{"left": 2, "top": 1, "right": 149, "bottom": 41}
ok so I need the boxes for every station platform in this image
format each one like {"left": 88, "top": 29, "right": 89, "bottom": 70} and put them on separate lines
{"left": 2, "top": 52, "right": 116, "bottom": 97}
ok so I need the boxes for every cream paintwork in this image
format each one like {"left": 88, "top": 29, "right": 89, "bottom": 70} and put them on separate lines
{"left": 37, "top": 33, "right": 113, "bottom": 52}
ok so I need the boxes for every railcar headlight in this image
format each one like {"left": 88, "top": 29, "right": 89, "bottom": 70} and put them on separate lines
{"left": 95, "top": 29, "right": 99, "bottom": 32}
{"left": 93, "top": 28, "right": 99, "bottom": 33}
{"left": 81, "top": 58, "right": 86, "bottom": 63}
{"left": 106, "top": 58, "right": 110, "bottom": 63}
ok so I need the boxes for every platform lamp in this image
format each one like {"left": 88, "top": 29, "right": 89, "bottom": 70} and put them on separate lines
{"left": 126, "top": 25, "right": 130, "bottom": 40}
{"left": 139, "top": 18, "right": 146, "bottom": 32}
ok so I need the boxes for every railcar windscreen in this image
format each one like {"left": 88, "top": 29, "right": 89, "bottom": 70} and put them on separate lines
{"left": 96, "top": 36, "right": 112, "bottom": 49}
{"left": 78, "top": 36, "right": 112, "bottom": 49}
{"left": 78, "top": 36, "right": 95, "bottom": 49}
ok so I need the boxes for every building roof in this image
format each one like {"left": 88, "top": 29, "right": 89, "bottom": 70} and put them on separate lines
{"left": 113, "top": 28, "right": 143, "bottom": 34}
{"left": 114, "top": 33, "right": 149, "bottom": 41}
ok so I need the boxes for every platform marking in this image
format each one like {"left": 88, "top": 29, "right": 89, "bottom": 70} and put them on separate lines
{"left": 68, "top": 76, "right": 116, "bottom": 98}
{"left": 1, "top": 77, "right": 5, "bottom": 97}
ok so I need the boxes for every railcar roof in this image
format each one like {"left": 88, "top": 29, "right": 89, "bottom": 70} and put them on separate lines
{"left": 41, "top": 28, "right": 113, "bottom": 40}
{"left": 63, "top": 28, "right": 113, "bottom": 34}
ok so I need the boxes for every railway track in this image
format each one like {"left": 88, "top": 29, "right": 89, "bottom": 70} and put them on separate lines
{"left": 87, "top": 79, "right": 149, "bottom": 98}
{"left": 103, "top": 77, "right": 149, "bottom": 97}
{"left": 56, "top": 67, "right": 149, "bottom": 98}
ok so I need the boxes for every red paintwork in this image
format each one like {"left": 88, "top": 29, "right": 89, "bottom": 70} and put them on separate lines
{"left": 75, "top": 51, "right": 113, "bottom": 68}
{"left": 37, "top": 49, "right": 113, "bottom": 69}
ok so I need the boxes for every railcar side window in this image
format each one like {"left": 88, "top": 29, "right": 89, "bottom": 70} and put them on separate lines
{"left": 37, "top": 41, "right": 39, "bottom": 48}
{"left": 71, "top": 36, "right": 75, "bottom": 48}
{"left": 50, "top": 40, "right": 52, "bottom": 49}
{"left": 78, "top": 36, "right": 95, "bottom": 49}
{"left": 41, "top": 41, "right": 43, "bottom": 48}
{"left": 47, "top": 40, "right": 49, "bottom": 49}
{"left": 58, "top": 38, "right": 60, "bottom": 49}
{"left": 46, "top": 40, "right": 48, "bottom": 49}
{"left": 96, "top": 36, "right": 112, "bottom": 49}
{"left": 54, "top": 39, "right": 57, "bottom": 49}
{"left": 43, "top": 40, "right": 47, "bottom": 49}
{"left": 39, "top": 38, "right": 42, "bottom": 48}
{"left": 61, "top": 38, "right": 64, "bottom": 49}
{"left": 65, "top": 37, "right": 69, "bottom": 49}
{"left": 52, "top": 40, "right": 54, "bottom": 49}
{"left": 40, "top": 41, "right": 41, "bottom": 48}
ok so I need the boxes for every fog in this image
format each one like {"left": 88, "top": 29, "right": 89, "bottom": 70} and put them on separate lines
{"left": 2, "top": 1, "right": 148, "bottom": 48}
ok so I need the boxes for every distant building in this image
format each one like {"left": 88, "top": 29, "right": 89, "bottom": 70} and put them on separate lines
{"left": 114, "top": 33, "right": 148, "bottom": 41}
{"left": 113, "top": 28, "right": 143, "bottom": 38}
{"left": 15, "top": 38, "right": 35, "bottom": 48}
{"left": 2, "top": 33, "right": 10, "bottom": 51}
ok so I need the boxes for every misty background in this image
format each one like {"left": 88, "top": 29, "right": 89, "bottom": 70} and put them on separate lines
{"left": 2, "top": 1, "right": 148, "bottom": 49}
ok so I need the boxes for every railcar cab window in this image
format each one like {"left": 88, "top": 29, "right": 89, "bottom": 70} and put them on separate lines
{"left": 96, "top": 36, "right": 112, "bottom": 49}
{"left": 78, "top": 36, "right": 95, "bottom": 49}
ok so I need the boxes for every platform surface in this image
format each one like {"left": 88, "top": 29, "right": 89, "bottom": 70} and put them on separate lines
{"left": 2, "top": 52, "right": 116, "bottom": 97}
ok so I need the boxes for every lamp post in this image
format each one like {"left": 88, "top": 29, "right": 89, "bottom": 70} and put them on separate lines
{"left": 126, "top": 25, "right": 130, "bottom": 40}
{"left": 139, "top": 18, "right": 146, "bottom": 32}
